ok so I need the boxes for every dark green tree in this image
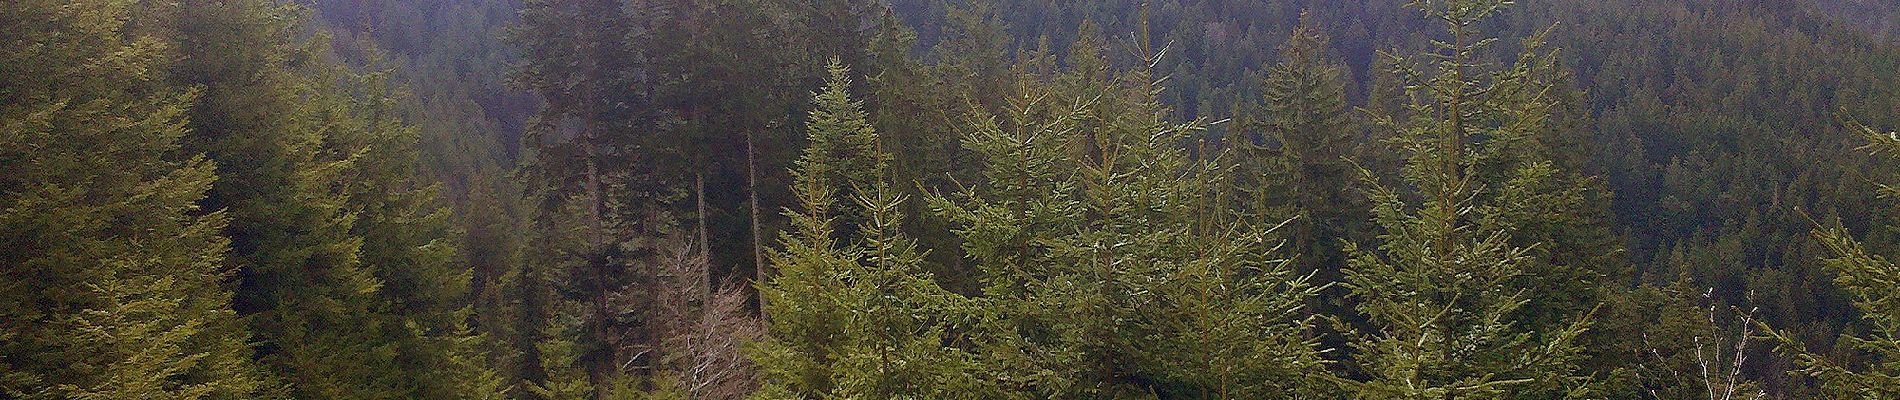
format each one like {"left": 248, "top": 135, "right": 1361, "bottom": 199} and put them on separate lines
{"left": 1767, "top": 119, "right": 1900, "bottom": 398}
{"left": 164, "top": 0, "right": 500, "bottom": 397}
{"left": 1235, "top": 22, "right": 1367, "bottom": 302}
{"left": 512, "top": 1, "right": 827, "bottom": 391}
{"left": 167, "top": 0, "right": 397, "bottom": 397}
{"left": 513, "top": 0, "right": 668, "bottom": 394}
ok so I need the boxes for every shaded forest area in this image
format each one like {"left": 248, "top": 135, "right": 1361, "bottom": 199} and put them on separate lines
{"left": 7, "top": 0, "right": 1900, "bottom": 398}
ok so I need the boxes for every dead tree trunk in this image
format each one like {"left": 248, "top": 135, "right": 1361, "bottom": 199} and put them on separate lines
{"left": 746, "top": 129, "right": 768, "bottom": 320}
{"left": 697, "top": 173, "right": 711, "bottom": 296}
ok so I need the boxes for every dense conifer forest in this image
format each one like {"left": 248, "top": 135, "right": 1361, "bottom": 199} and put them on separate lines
{"left": 7, "top": 0, "right": 1900, "bottom": 398}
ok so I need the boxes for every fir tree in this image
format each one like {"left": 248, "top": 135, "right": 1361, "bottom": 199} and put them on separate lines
{"left": 168, "top": 1, "right": 389, "bottom": 395}
{"left": 1340, "top": 0, "right": 1598, "bottom": 397}
{"left": 927, "top": 31, "right": 1328, "bottom": 397}
{"left": 863, "top": 6, "right": 990, "bottom": 292}
{"left": 1237, "top": 21, "right": 1364, "bottom": 276}
{"left": 314, "top": 50, "right": 509, "bottom": 400}
{"left": 513, "top": 0, "right": 669, "bottom": 393}
{"left": 754, "top": 60, "right": 980, "bottom": 399}
{"left": 0, "top": 0, "right": 268, "bottom": 397}
{"left": 164, "top": 0, "right": 490, "bottom": 397}
{"left": 1234, "top": 24, "right": 1369, "bottom": 358}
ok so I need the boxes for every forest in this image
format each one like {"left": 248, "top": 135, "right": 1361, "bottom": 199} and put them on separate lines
{"left": 5, "top": 0, "right": 1900, "bottom": 398}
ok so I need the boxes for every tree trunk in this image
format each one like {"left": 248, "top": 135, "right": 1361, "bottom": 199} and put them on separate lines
{"left": 747, "top": 129, "right": 768, "bottom": 319}
{"left": 697, "top": 173, "right": 711, "bottom": 295}
{"left": 582, "top": 124, "right": 613, "bottom": 400}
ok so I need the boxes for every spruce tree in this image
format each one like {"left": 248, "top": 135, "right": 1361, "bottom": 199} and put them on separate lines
{"left": 313, "top": 52, "right": 508, "bottom": 400}
{"left": 1234, "top": 25, "right": 1368, "bottom": 355}
{"left": 460, "top": 171, "right": 542, "bottom": 397}
{"left": 863, "top": 6, "right": 991, "bottom": 292}
{"left": 754, "top": 60, "right": 980, "bottom": 399}
{"left": 1237, "top": 22, "right": 1363, "bottom": 276}
{"left": 513, "top": 0, "right": 667, "bottom": 393}
{"left": 926, "top": 31, "right": 1328, "bottom": 397}
{"left": 1340, "top": 0, "right": 1597, "bottom": 397}
{"left": 751, "top": 61, "right": 865, "bottom": 392}
{"left": 166, "top": 1, "right": 389, "bottom": 396}
{"left": 164, "top": 0, "right": 496, "bottom": 397}
{"left": 0, "top": 1, "right": 268, "bottom": 397}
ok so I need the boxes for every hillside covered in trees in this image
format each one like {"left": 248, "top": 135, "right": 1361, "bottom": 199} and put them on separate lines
{"left": 7, "top": 0, "right": 1900, "bottom": 398}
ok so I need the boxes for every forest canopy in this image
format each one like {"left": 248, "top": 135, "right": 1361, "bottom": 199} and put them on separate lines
{"left": 5, "top": 0, "right": 1900, "bottom": 398}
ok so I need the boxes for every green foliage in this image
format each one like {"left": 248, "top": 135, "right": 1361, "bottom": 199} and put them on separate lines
{"left": 1237, "top": 21, "right": 1363, "bottom": 246}
{"left": 315, "top": 50, "right": 507, "bottom": 400}
{"left": 863, "top": 4, "right": 998, "bottom": 293}
{"left": 755, "top": 61, "right": 981, "bottom": 399}
{"left": 878, "top": 4, "right": 1900, "bottom": 392}
{"left": 1232, "top": 23, "right": 1369, "bottom": 346}
{"left": 18, "top": 0, "right": 1900, "bottom": 398}
{"left": 1592, "top": 284, "right": 1767, "bottom": 399}
{"left": 1766, "top": 119, "right": 1900, "bottom": 398}
{"left": 528, "top": 302, "right": 644, "bottom": 400}
{"left": 798, "top": 60, "right": 890, "bottom": 232}
{"left": 1338, "top": 0, "right": 1598, "bottom": 397}
{"left": 156, "top": 0, "right": 502, "bottom": 397}
{"left": 0, "top": 0, "right": 268, "bottom": 397}
{"left": 165, "top": 1, "right": 396, "bottom": 397}
{"left": 927, "top": 37, "right": 1329, "bottom": 397}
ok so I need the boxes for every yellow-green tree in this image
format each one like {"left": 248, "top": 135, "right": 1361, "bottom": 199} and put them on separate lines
{"left": 0, "top": 0, "right": 268, "bottom": 397}
{"left": 754, "top": 60, "right": 981, "bottom": 399}
{"left": 926, "top": 30, "right": 1329, "bottom": 397}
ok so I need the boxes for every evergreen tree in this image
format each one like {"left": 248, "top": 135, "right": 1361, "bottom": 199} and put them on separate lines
{"left": 164, "top": 1, "right": 498, "bottom": 397}
{"left": 1237, "top": 22, "right": 1364, "bottom": 274}
{"left": 0, "top": 1, "right": 268, "bottom": 397}
{"left": 513, "top": 0, "right": 669, "bottom": 393}
{"left": 751, "top": 61, "right": 870, "bottom": 394}
{"left": 928, "top": 33, "right": 1327, "bottom": 397}
{"left": 1234, "top": 25, "right": 1369, "bottom": 352}
{"left": 791, "top": 59, "right": 887, "bottom": 235}
{"left": 459, "top": 169, "right": 542, "bottom": 399}
{"left": 754, "top": 60, "right": 980, "bottom": 399}
{"left": 166, "top": 1, "right": 392, "bottom": 396}
{"left": 315, "top": 52, "right": 509, "bottom": 400}
{"left": 1339, "top": 0, "right": 1597, "bottom": 397}
{"left": 528, "top": 300, "right": 644, "bottom": 400}
{"left": 1767, "top": 119, "right": 1900, "bottom": 397}
{"left": 514, "top": 1, "right": 825, "bottom": 391}
{"left": 862, "top": 5, "right": 997, "bottom": 292}
{"left": 649, "top": 0, "right": 814, "bottom": 294}
{"left": 1598, "top": 283, "right": 1768, "bottom": 399}
{"left": 297, "top": 1, "right": 539, "bottom": 395}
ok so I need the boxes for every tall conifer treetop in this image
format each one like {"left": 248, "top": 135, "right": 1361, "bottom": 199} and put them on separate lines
{"left": 1339, "top": 0, "right": 1598, "bottom": 397}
